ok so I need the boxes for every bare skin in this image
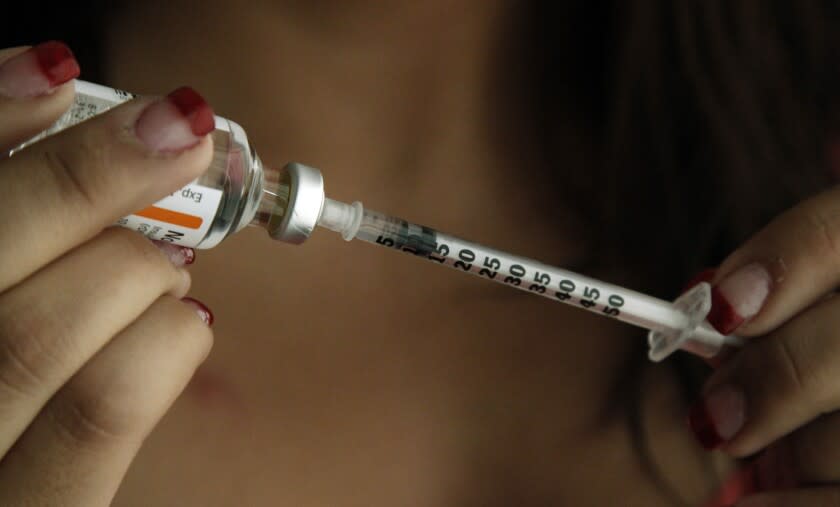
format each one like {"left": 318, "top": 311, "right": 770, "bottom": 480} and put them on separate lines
{"left": 9, "top": 1, "right": 840, "bottom": 504}
{"left": 2, "top": 1, "right": 766, "bottom": 506}
{"left": 104, "top": 2, "right": 718, "bottom": 505}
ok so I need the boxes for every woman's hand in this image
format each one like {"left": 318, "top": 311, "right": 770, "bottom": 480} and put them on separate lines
{"left": 0, "top": 42, "right": 215, "bottom": 506}
{"left": 686, "top": 182, "right": 840, "bottom": 505}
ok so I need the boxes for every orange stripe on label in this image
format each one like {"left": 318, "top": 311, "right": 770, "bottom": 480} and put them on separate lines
{"left": 134, "top": 206, "right": 203, "bottom": 229}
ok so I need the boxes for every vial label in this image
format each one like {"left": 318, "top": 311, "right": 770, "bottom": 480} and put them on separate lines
{"left": 10, "top": 82, "right": 137, "bottom": 155}
{"left": 63, "top": 86, "right": 134, "bottom": 126}
{"left": 13, "top": 81, "right": 232, "bottom": 248}
{"left": 64, "top": 83, "right": 227, "bottom": 246}
{"left": 117, "top": 184, "right": 224, "bottom": 247}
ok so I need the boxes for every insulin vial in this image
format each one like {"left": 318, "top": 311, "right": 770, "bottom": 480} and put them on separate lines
{"left": 14, "top": 80, "right": 324, "bottom": 249}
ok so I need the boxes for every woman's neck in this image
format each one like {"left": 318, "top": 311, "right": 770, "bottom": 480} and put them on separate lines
{"left": 105, "top": 0, "right": 587, "bottom": 279}
{"left": 103, "top": 3, "right": 725, "bottom": 503}
{"left": 106, "top": 1, "right": 528, "bottom": 191}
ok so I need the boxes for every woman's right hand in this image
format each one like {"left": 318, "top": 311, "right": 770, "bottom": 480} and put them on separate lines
{"left": 0, "top": 42, "right": 216, "bottom": 506}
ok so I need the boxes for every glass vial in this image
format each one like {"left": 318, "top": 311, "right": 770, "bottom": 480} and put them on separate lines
{"left": 12, "top": 80, "right": 326, "bottom": 249}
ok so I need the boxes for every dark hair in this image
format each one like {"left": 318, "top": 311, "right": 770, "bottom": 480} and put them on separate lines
{"left": 532, "top": 0, "right": 838, "bottom": 286}
{"left": 4, "top": 1, "right": 840, "bottom": 504}
{"left": 529, "top": 1, "right": 838, "bottom": 503}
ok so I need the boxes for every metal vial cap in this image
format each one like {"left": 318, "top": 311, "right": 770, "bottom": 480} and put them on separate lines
{"left": 270, "top": 162, "right": 325, "bottom": 244}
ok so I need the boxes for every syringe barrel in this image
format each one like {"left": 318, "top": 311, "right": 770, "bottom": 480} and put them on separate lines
{"left": 333, "top": 203, "right": 694, "bottom": 336}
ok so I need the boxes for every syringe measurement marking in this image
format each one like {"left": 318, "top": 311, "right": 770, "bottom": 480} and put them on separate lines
{"left": 374, "top": 234, "right": 626, "bottom": 319}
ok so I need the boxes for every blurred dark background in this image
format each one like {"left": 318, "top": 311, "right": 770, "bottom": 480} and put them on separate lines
{"left": 3, "top": 5, "right": 109, "bottom": 81}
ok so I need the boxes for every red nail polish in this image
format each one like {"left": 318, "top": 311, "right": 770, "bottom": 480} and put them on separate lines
{"left": 166, "top": 86, "right": 215, "bottom": 136}
{"left": 687, "top": 400, "right": 726, "bottom": 450}
{"left": 0, "top": 40, "right": 80, "bottom": 98}
{"left": 33, "top": 41, "right": 81, "bottom": 87}
{"left": 705, "top": 263, "right": 772, "bottom": 335}
{"left": 704, "top": 465, "right": 757, "bottom": 507}
{"left": 707, "top": 286, "right": 744, "bottom": 335}
{"left": 183, "top": 297, "right": 214, "bottom": 326}
{"left": 687, "top": 386, "right": 746, "bottom": 450}
{"left": 134, "top": 87, "right": 215, "bottom": 152}
{"left": 682, "top": 268, "right": 716, "bottom": 294}
{"left": 151, "top": 240, "right": 196, "bottom": 267}
{"left": 182, "top": 247, "right": 196, "bottom": 265}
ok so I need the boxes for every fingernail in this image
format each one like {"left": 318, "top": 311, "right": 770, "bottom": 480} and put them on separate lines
{"left": 152, "top": 239, "right": 195, "bottom": 267}
{"left": 682, "top": 267, "right": 717, "bottom": 294}
{"left": 0, "top": 41, "right": 80, "bottom": 98}
{"left": 134, "top": 86, "right": 215, "bottom": 153}
{"left": 706, "top": 465, "right": 757, "bottom": 505}
{"left": 687, "top": 385, "right": 745, "bottom": 449}
{"left": 707, "top": 263, "right": 772, "bottom": 334}
{"left": 182, "top": 297, "right": 214, "bottom": 326}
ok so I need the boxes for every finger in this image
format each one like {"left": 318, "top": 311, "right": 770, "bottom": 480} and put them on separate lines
{"left": 686, "top": 296, "right": 840, "bottom": 456}
{"left": 736, "top": 488, "right": 840, "bottom": 506}
{"left": 0, "top": 295, "right": 212, "bottom": 507}
{"left": 769, "top": 411, "right": 840, "bottom": 486}
{"left": 0, "top": 228, "right": 191, "bottom": 456}
{"left": 0, "top": 85, "right": 214, "bottom": 291}
{"left": 0, "top": 42, "right": 79, "bottom": 151}
{"left": 692, "top": 185, "right": 840, "bottom": 336}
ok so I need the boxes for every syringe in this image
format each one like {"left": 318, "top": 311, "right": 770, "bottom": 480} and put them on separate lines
{"left": 317, "top": 196, "right": 745, "bottom": 362}
{"left": 16, "top": 81, "right": 744, "bottom": 361}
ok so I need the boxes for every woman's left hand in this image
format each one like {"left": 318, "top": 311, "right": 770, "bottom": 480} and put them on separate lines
{"left": 686, "top": 185, "right": 840, "bottom": 505}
